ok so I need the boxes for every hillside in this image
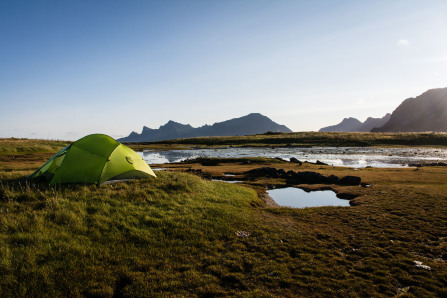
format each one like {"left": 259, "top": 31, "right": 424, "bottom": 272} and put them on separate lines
{"left": 319, "top": 118, "right": 363, "bottom": 132}
{"left": 373, "top": 88, "right": 447, "bottom": 132}
{"left": 319, "top": 114, "right": 391, "bottom": 132}
{"left": 119, "top": 113, "right": 292, "bottom": 142}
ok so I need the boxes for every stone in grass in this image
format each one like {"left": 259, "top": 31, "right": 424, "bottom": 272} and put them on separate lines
{"left": 245, "top": 167, "right": 282, "bottom": 178}
{"left": 289, "top": 157, "right": 302, "bottom": 165}
{"left": 339, "top": 176, "right": 361, "bottom": 186}
{"left": 235, "top": 231, "right": 250, "bottom": 237}
{"left": 414, "top": 261, "right": 431, "bottom": 270}
{"left": 315, "top": 160, "right": 328, "bottom": 166}
{"left": 286, "top": 171, "right": 328, "bottom": 184}
{"left": 327, "top": 175, "right": 339, "bottom": 184}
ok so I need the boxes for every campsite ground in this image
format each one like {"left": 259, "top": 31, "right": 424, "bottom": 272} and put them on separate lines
{"left": 0, "top": 136, "right": 446, "bottom": 296}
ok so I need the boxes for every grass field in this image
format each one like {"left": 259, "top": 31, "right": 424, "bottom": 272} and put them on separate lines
{"left": 0, "top": 138, "right": 446, "bottom": 296}
{"left": 126, "top": 131, "right": 447, "bottom": 149}
{"left": 0, "top": 138, "right": 70, "bottom": 155}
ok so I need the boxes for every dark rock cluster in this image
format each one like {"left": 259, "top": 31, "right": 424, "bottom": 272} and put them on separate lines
{"left": 289, "top": 158, "right": 327, "bottom": 166}
{"left": 289, "top": 157, "right": 302, "bottom": 165}
{"left": 244, "top": 167, "right": 361, "bottom": 186}
{"left": 407, "top": 162, "right": 447, "bottom": 167}
{"left": 244, "top": 167, "right": 286, "bottom": 178}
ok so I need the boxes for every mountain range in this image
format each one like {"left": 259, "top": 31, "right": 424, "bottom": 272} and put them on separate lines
{"left": 319, "top": 114, "right": 391, "bottom": 132}
{"left": 320, "top": 87, "right": 447, "bottom": 132}
{"left": 119, "top": 113, "right": 292, "bottom": 142}
{"left": 120, "top": 87, "right": 447, "bottom": 141}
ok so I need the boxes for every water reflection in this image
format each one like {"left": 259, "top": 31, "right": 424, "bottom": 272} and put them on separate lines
{"left": 268, "top": 187, "right": 350, "bottom": 208}
{"left": 211, "top": 179, "right": 243, "bottom": 183}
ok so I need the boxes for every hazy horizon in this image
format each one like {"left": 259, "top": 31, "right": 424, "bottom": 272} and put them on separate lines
{"left": 1, "top": 0, "right": 446, "bottom": 140}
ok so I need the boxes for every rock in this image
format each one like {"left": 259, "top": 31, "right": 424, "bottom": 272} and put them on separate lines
{"left": 290, "top": 157, "right": 302, "bottom": 165}
{"left": 286, "top": 171, "right": 329, "bottom": 184}
{"left": 186, "top": 168, "right": 203, "bottom": 173}
{"left": 286, "top": 170, "right": 296, "bottom": 177}
{"left": 408, "top": 162, "right": 447, "bottom": 167}
{"left": 277, "top": 169, "right": 286, "bottom": 176}
{"left": 244, "top": 167, "right": 283, "bottom": 178}
{"left": 244, "top": 168, "right": 361, "bottom": 187}
{"left": 339, "top": 176, "right": 361, "bottom": 185}
{"left": 414, "top": 260, "right": 431, "bottom": 270}
{"left": 200, "top": 160, "right": 219, "bottom": 166}
{"left": 285, "top": 172, "right": 345, "bottom": 185}
{"left": 336, "top": 193, "right": 358, "bottom": 200}
{"left": 315, "top": 160, "right": 328, "bottom": 166}
{"left": 327, "top": 175, "right": 340, "bottom": 184}
{"left": 235, "top": 231, "right": 250, "bottom": 237}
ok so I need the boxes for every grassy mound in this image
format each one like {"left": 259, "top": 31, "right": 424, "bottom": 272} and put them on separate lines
{"left": 0, "top": 172, "right": 259, "bottom": 296}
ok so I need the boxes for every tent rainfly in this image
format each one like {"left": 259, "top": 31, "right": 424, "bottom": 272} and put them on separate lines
{"left": 29, "top": 134, "right": 156, "bottom": 185}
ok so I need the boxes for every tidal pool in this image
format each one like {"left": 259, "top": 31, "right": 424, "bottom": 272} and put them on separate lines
{"left": 267, "top": 187, "right": 350, "bottom": 208}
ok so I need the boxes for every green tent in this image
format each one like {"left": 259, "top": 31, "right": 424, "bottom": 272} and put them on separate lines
{"left": 29, "top": 134, "right": 156, "bottom": 185}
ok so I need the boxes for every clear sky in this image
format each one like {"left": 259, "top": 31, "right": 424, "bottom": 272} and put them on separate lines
{"left": 1, "top": 0, "right": 446, "bottom": 140}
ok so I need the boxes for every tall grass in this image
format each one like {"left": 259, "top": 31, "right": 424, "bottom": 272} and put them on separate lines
{"left": 0, "top": 138, "right": 70, "bottom": 155}
{"left": 0, "top": 172, "right": 260, "bottom": 296}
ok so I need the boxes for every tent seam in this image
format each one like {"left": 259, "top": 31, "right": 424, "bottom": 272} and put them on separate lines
{"left": 97, "top": 144, "right": 121, "bottom": 184}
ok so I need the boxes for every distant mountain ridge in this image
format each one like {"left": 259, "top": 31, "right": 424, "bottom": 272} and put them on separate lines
{"left": 320, "top": 87, "right": 447, "bottom": 132}
{"left": 319, "top": 114, "right": 391, "bottom": 132}
{"left": 119, "top": 113, "right": 292, "bottom": 142}
{"left": 372, "top": 88, "right": 447, "bottom": 132}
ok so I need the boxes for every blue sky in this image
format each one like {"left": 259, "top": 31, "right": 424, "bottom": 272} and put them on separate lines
{"left": 1, "top": 0, "right": 446, "bottom": 140}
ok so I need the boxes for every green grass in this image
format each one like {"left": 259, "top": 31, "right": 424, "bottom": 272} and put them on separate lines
{"left": 0, "top": 172, "right": 260, "bottom": 296}
{"left": 0, "top": 138, "right": 70, "bottom": 155}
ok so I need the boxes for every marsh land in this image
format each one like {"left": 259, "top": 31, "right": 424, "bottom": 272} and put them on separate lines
{"left": 0, "top": 133, "right": 446, "bottom": 296}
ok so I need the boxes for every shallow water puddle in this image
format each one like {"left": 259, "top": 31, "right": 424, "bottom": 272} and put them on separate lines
{"left": 268, "top": 187, "right": 350, "bottom": 208}
{"left": 212, "top": 179, "right": 243, "bottom": 183}
{"left": 152, "top": 167, "right": 167, "bottom": 171}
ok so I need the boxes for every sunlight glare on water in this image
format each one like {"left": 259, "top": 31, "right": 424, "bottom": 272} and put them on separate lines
{"left": 139, "top": 147, "right": 447, "bottom": 168}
